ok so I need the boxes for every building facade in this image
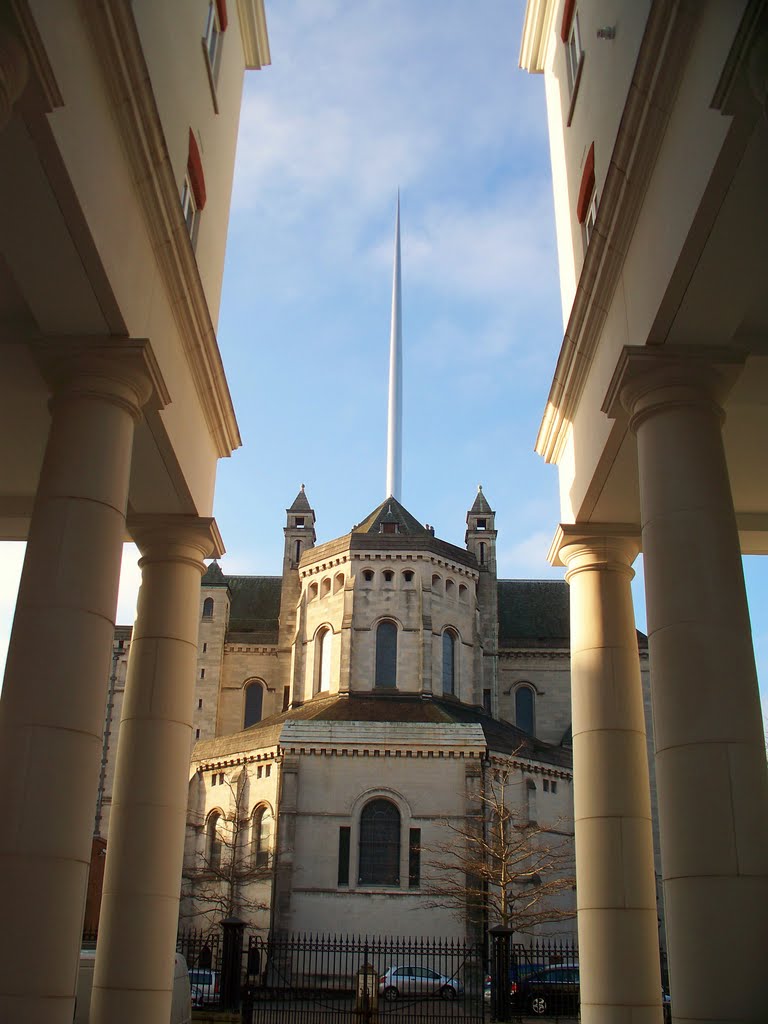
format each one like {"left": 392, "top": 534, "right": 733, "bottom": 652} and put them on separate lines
{"left": 0, "top": 3, "right": 269, "bottom": 1021}
{"left": 520, "top": 1, "right": 768, "bottom": 1021}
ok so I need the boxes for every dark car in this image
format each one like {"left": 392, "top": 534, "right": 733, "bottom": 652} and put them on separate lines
{"left": 513, "top": 964, "right": 580, "bottom": 1017}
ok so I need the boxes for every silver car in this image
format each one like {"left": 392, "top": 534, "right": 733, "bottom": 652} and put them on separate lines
{"left": 379, "top": 965, "right": 464, "bottom": 1001}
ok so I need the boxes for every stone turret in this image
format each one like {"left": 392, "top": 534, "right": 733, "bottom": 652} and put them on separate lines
{"left": 466, "top": 486, "right": 499, "bottom": 713}
{"left": 279, "top": 486, "right": 316, "bottom": 708}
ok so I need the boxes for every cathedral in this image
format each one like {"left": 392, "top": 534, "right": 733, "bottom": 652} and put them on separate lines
{"left": 176, "top": 484, "right": 620, "bottom": 941}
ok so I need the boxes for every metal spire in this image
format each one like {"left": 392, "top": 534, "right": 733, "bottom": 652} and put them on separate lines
{"left": 386, "top": 191, "right": 402, "bottom": 501}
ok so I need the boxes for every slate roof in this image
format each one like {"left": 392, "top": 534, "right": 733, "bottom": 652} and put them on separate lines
{"left": 288, "top": 485, "right": 313, "bottom": 513}
{"left": 498, "top": 580, "right": 570, "bottom": 648}
{"left": 352, "top": 496, "right": 432, "bottom": 538}
{"left": 192, "top": 692, "right": 573, "bottom": 768}
{"left": 226, "top": 576, "right": 282, "bottom": 642}
{"left": 497, "top": 578, "right": 647, "bottom": 650}
{"left": 469, "top": 485, "right": 493, "bottom": 515}
{"left": 201, "top": 560, "right": 227, "bottom": 587}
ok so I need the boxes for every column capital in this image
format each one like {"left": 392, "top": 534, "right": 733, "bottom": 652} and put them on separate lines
{"left": 128, "top": 514, "right": 225, "bottom": 567}
{"left": 549, "top": 523, "right": 640, "bottom": 579}
{"left": 31, "top": 336, "right": 170, "bottom": 420}
{"left": 602, "top": 344, "right": 745, "bottom": 430}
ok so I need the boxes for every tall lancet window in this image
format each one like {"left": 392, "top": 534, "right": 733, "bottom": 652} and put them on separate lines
{"left": 375, "top": 621, "right": 398, "bottom": 688}
{"left": 515, "top": 684, "right": 535, "bottom": 735}
{"left": 244, "top": 681, "right": 264, "bottom": 728}
{"left": 317, "top": 627, "right": 332, "bottom": 693}
{"left": 442, "top": 629, "right": 457, "bottom": 696}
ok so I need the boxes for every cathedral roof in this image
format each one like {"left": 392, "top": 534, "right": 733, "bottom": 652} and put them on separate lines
{"left": 191, "top": 692, "right": 573, "bottom": 768}
{"left": 201, "top": 560, "right": 228, "bottom": 587}
{"left": 351, "top": 496, "right": 431, "bottom": 537}
{"left": 497, "top": 580, "right": 570, "bottom": 647}
{"left": 469, "top": 485, "right": 493, "bottom": 515}
{"left": 287, "top": 484, "right": 312, "bottom": 513}
{"left": 497, "top": 579, "right": 648, "bottom": 650}
{"left": 305, "top": 496, "right": 478, "bottom": 569}
{"left": 226, "top": 576, "right": 282, "bottom": 641}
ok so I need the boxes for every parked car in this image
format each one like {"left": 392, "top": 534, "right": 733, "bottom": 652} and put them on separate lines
{"left": 187, "top": 967, "right": 221, "bottom": 1006}
{"left": 512, "top": 964, "right": 580, "bottom": 1017}
{"left": 379, "top": 965, "right": 464, "bottom": 1000}
{"left": 76, "top": 950, "right": 191, "bottom": 1024}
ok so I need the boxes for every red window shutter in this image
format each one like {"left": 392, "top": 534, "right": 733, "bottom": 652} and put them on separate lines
{"left": 576, "top": 142, "right": 595, "bottom": 224}
{"left": 215, "top": 0, "right": 228, "bottom": 31}
{"left": 187, "top": 128, "right": 207, "bottom": 210}
{"left": 561, "top": 0, "right": 576, "bottom": 42}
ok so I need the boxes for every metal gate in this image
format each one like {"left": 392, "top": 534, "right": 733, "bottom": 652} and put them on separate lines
{"left": 244, "top": 932, "right": 485, "bottom": 1024}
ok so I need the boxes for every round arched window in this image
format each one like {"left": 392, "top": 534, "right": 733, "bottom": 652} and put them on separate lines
{"left": 243, "top": 681, "right": 264, "bottom": 728}
{"left": 358, "top": 798, "right": 400, "bottom": 885}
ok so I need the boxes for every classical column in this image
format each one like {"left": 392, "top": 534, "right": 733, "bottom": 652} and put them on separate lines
{"left": 553, "top": 527, "right": 662, "bottom": 1024}
{"left": 605, "top": 347, "right": 768, "bottom": 1023}
{"left": 90, "top": 516, "right": 222, "bottom": 1024}
{"left": 0, "top": 340, "right": 161, "bottom": 1024}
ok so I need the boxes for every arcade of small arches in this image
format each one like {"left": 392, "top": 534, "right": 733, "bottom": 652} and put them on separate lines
{"left": 204, "top": 801, "right": 274, "bottom": 870}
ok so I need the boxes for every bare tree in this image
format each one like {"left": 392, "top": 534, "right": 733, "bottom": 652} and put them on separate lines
{"left": 181, "top": 769, "right": 272, "bottom": 928}
{"left": 420, "top": 755, "right": 575, "bottom": 937}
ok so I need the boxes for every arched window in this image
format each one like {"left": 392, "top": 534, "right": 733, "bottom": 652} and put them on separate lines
{"left": 317, "top": 627, "right": 332, "bottom": 693}
{"left": 445, "top": 578, "right": 456, "bottom": 598}
{"left": 207, "top": 811, "right": 222, "bottom": 870}
{"left": 358, "top": 798, "right": 400, "bottom": 885}
{"left": 243, "top": 681, "right": 264, "bottom": 728}
{"left": 383, "top": 570, "right": 394, "bottom": 583}
{"left": 375, "top": 621, "right": 397, "bottom": 688}
{"left": 252, "top": 805, "right": 272, "bottom": 868}
{"left": 309, "top": 581, "right": 318, "bottom": 600}
{"left": 442, "top": 630, "right": 457, "bottom": 696}
{"left": 334, "top": 572, "right": 345, "bottom": 594}
{"left": 525, "top": 779, "right": 538, "bottom": 824}
{"left": 321, "top": 577, "right": 331, "bottom": 598}
{"left": 295, "top": 539, "right": 302, "bottom": 563}
{"left": 479, "top": 542, "right": 486, "bottom": 565}
{"left": 202, "top": 597, "right": 214, "bottom": 619}
{"left": 432, "top": 574, "right": 441, "bottom": 588}
{"left": 403, "top": 570, "right": 414, "bottom": 584}
{"left": 459, "top": 584, "right": 468, "bottom": 602}
{"left": 515, "top": 685, "right": 535, "bottom": 735}
{"left": 362, "top": 569, "right": 374, "bottom": 583}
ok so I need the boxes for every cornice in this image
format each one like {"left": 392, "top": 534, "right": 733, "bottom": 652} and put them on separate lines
{"left": 499, "top": 649, "right": 570, "bottom": 661}
{"left": 194, "top": 747, "right": 279, "bottom": 772}
{"left": 519, "top": 0, "right": 558, "bottom": 73}
{"left": 535, "top": 0, "right": 701, "bottom": 464}
{"left": 236, "top": 0, "right": 271, "bottom": 69}
{"left": 84, "top": 0, "right": 241, "bottom": 457}
{"left": 279, "top": 720, "right": 487, "bottom": 759}
{"left": 224, "top": 643, "right": 278, "bottom": 656}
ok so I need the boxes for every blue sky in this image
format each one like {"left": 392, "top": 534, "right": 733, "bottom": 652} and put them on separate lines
{"left": 0, "top": 0, "right": 766, "bottom": 720}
